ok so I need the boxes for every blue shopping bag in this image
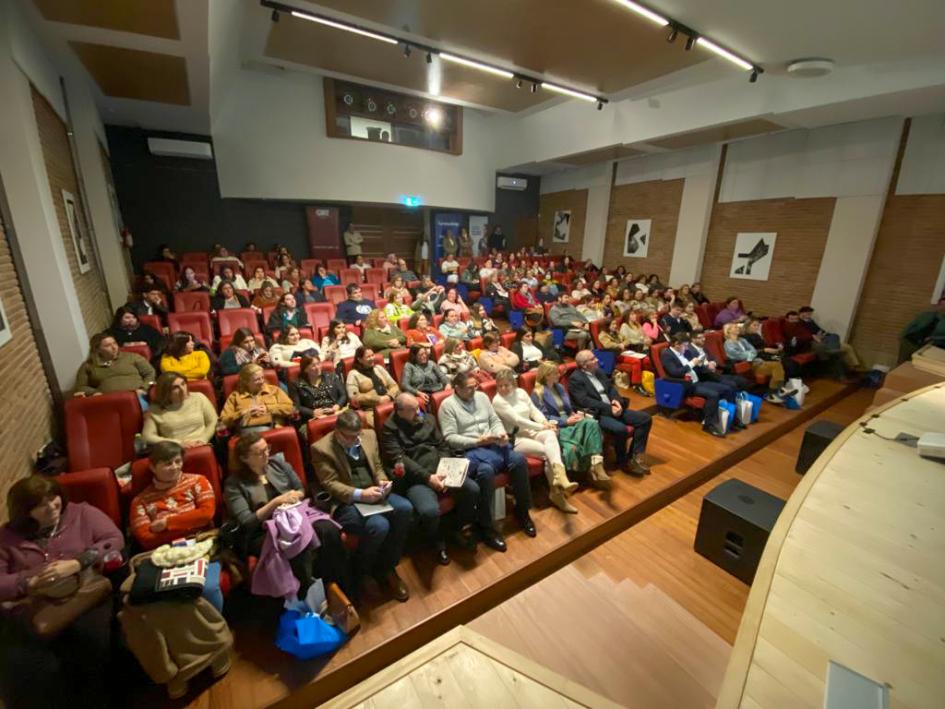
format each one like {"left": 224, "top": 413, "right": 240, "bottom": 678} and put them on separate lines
{"left": 275, "top": 609, "right": 346, "bottom": 660}
{"left": 655, "top": 379, "right": 684, "bottom": 409}
{"left": 718, "top": 399, "right": 737, "bottom": 433}
{"left": 736, "top": 392, "right": 763, "bottom": 424}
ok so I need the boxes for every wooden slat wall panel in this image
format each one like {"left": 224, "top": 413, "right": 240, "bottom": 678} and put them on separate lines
{"left": 699, "top": 197, "right": 835, "bottom": 317}
{"left": 604, "top": 178, "right": 684, "bottom": 282}
{"left": 0, "top": 217, "right": 56, "bottom": 522}
{"left": 350, "top": 205, "right": 423, "bottom": 263}
{"left": 539, "top": 189, "right": 587, "bottom": 258}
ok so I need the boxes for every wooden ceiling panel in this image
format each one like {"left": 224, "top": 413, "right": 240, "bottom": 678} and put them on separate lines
{"left": 559, "top": 145, "right": 645, "bottom": 166}
{"left": 265, "top": 21, "right": 548, "bottom": 112}
{"left": 33, "top": 0, "right": 179, "bottom": 39}
{"left": 70, "top": 42, "right": 190, "bottom": 105}
{"left": 304, "top": 0, "right": 707, "bottom": 94}
{"left": 644, "top": 118, "right": 785, "bottom": 150}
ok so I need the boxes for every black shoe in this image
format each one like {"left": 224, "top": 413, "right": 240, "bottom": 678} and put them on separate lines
{"left": 730, "top": 419, "right": 746, "bottom": 431}
{"left": 702, "top": 423, "right": 726, "bottom": 438}
{"left": 623, "top": 460, "right": 647, "bottom": 477}
{"left": 518, "top": 514, "right": 537, "bottom": 537}
{"left": 435, "top": 546, "right": 451, "bottom": 566}
{"left": 479, "top": 528, "right": 508, "bottom": 552}
{"left": 451, "top": 528, "right": 478, "bottom": 552}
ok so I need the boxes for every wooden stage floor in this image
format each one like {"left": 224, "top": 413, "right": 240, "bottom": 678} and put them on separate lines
{"left": 139, "top": 379, "right": 859, "bottom": 709}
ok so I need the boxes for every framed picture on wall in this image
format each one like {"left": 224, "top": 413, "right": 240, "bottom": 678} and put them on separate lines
{"left": 62, "top": 190, "right": 92, "bottom": 274}
{"left": 729, "top": 232, "right": 777, "bottom": 281}
{"left": 552, "top": 210, "right": 571, "bottom": 243}
{"left": 623, "top": 219, "right": 651, "bottom": 258}
{"left": 0, "top": 294, "right": 10, "bottom": 349}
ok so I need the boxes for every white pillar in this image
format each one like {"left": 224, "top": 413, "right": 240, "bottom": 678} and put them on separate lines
{"left": 668, "top": 144, "right": 722, "bottom": 285}
{"left": 579, "top": 161, "right": 613, "bottom": 265}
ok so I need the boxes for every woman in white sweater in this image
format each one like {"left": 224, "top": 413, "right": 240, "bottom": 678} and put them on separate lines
{"left": 142, "top": 372, "right": 218, "bottom": 447}
{"left": 491, "top": 369, "right": 579, "bottom": 514}
{"left": 268, "top": 325, "right": 319, "bottom": 368}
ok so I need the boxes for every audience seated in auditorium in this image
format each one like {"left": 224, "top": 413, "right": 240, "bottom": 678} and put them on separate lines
{"left": 75, "top": 332, "right": 156, "bottom": 404}
{"left": 0, "top": 475, "right": 123, "bottom": 708}
{"left": 405, "top": 312, "right": 440, "bottom": 348}
{"left": 140, "top": 271, "right": 172, "bottom": 298}
{"left": 392, "top": 258, "right": 418, "bottom": 283}
{"left": 478, "top": 259, "right": 496, "bottom": 282}
{"left": 742, "top": 318, "right": 803, "bottom": 380}
{"left": 412, "top": 277, "right": 446, "bottom": 315}
{"left": 642, "top": 309, "right": 666, "bottom": 343}
{"left": 143, "top": 373, "right": 217, "bottom": 447}
{"left": 311, "top": 264, "right": 339, "bottom": 291}
{"left": 620, "top": 310, "right": 651, "bottom": 352}
{"left": 266, "top": 292, "right": 310, "bottom": 335}
{"left": 509, "top": 282, "right": 544, "bottom": 328}
{"left": 598, "top": 316, "right": 631, "bottom": 352}
{"left": 226, "top": 432, "right": 350, "bottom": 599}
{"left": 577, "top": 294, "right": 605, "bottom": 322}
{"left": 380, "top": 393, "right": 477, "bottom": 565}
{"left": 548, "top": 294, "right": 592, "bottom": 349}
{"left": 335, "top": 284, "right": 375, "bottom": 326}
{"left": 383, "top": 289, "right": 414, "bottom": 323}
{"left": 569, "top": 350, "right": 652, "bottom": 477}
{"left": 510, "top": 328, "right": 558, "bottom": 372}
{"left": 350, "top": 254, "right": 370, "bottom": 277}
{"left": 690, "top": 282, "right": 710, "bottom": 305}
{"left": 268, "top": 325, "right": 319, "bottom": 369}
{"left": 795, "top": 306, "right": 863, "bottom": 372}
{"left": 157, "top": 244, "right": 180, "bottom": 270}
{"left": 160, "top": 331, "right": 212, "bottom": 380}
{"left": 660, "top": 303, "right": 692, "bottom": 337}
{"left": 686, "top": 331, "right": 749, "bottom": 393}
{"left": 251, "top": 284, "right": 280, "bottom": 310}
{"left": 176, "top": 266, "right": 209, "bottom": 293}
{"left": 284, "top": 267, "right": 324, "bottom": 304}
{"left": 361, "top": 309, "right": 407, "bottom": 359}
{"left": 660, "top": 333, "right": 739, "bottom": 438}
{"left": 210, "top": 266, "right": 248, "bottom": 295}
{"left": 288, "top": 354, "right": 346, "bottom": 425}
{"left": 210, "top": 246, "right": 242, "bottom": 270}
{"left": 485, "top": 275, "right": 512, "bottom": 313}
{"left": 438, "top": 308, "right": 470, "bottom": 341}
{"left": 438, "top": 338, "right": 489, "bottom": 380}
{"left": 468, "top": 302, "right": 498, "bottom": 338}
{"left": 438, "top": 371, "right": 535, "bottom": 547}
{"left": 321, "top": 320, "right": 363, "bottom": 363}
{"left": 220, "top": 363, "right": 294, "bottom": 433}
{"left": 478, "top": 331, "right": 519, "bottom": 375}
{"left": 383, "top": 275, "right": 408, "bottom": 301}
{"left": 110, "top": 305, "right": 164, "bottom": 355}
{"left": 439, "top": 288, "right": 469, "bottom": 317}
{"left": 220, "top": 327, "right": 269, "bottom": 375}
{"left": 681, "top": 301, "right": 704, "bottom": 333}
{"left": 723, "top": 323, "right": 786, "bottom": 403}
{"left": 128, "top": 286, "right": 168, "bottom": 320}
{"left": 210, "top": 282, "right": 250, "bottom": 312}
{"left": 440, "top": 254, "right": 460, "bottom": 283}
{"left": 311, "top": 411, "right": 411, "bottom": 602}
{"left": 460, "top": 261, "right": 480, "bottom": 289}
{"left": 492, "top": 369, "right": 581, "bottom": 514}
{"left": 247, "top": 266, "right": 278, "bottom": 292}
{"left": 346, "top": 346, "right": 399, "bottom": 410}
{"left": 400, "top": 344, "right": 449, "bottom": 407}
{"left": 714, "top": 297, "right": 746, "bottom": 327}
{"left": 130, "top": 441, "right": 215, "bottom": 551}
{"left": 274, "top": 253, "right": 295, "bottom": 282}
{"left": 380, "top": 253, "right": 398, "bottom": 278}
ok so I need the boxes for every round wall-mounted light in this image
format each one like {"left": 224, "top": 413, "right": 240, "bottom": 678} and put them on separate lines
{"left": 786, "top": 58, "right": 835, "bottom": 78}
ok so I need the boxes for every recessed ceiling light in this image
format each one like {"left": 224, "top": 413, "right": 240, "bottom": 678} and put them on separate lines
{"left": 786, "top": 58, "right": 835, "bottom": 78}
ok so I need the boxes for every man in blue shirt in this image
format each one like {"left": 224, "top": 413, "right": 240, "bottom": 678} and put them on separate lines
{"left": 335, "top": 284, "right": 375, "bottom": 326}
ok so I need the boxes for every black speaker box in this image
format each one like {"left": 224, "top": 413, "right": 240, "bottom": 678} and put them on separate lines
{"left": 795, "top": 420, "right": 845, "bottom": 474}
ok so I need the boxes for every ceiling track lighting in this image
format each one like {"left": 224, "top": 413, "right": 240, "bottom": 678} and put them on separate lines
{"left": 260, "top": 0, "right": 610, "bottom": 107}
{"left": 684, "top": 35, "right": 695, "bottom": 51}
{"left": 611, "top": 0, "right": 668, "bottom": 27}
{"left": 666, "top": 27, "right": 678, "bottom": 43}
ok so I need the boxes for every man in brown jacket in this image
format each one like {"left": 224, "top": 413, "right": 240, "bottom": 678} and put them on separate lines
{"left": 312, "top": 410, "right": 412, "bottom": 601}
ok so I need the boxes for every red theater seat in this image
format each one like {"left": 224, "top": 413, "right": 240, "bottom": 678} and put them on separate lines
{"left": 339, "top": 268, "right": 361, "bottom": 285}
{"left": 372, "top": 401, "right": 394, "bottom": 431}
{"left": 138, "top": 313, "right": 163, "bottom": 332}
{"left": 228, "top": 427, "right": 307, "bottom": 487}
{"left": 430, "top": 389, "right": 452, "bottom": 415}
{"left": 304, "top": 302, "right": 335, "bottom": 330}
{"left": 326, "top": 259, "right": 347, "bottom": 272}
{"left": 500, "top": 331, "right": 515, "bottom": 350}
{"left": 589, "top": 319, "right": 611, "bottom": 349}
{"left": 143, "top": 261, "right": 176, "bottom": 290}
{"left": 217, "top": 308, "right": 260, "bottom": 339}
{"left": 173, "top": 291, "right": 211, "bottom": 313}
{"left": 167, "top": 311, "right": 215, "bottom": 345}
{"left": 365, "top": 268, "right": 386, "bottom": 286}
{"left": 324, "top": 285, "right": 346, "bottom": 305}
{"left": 57, "top": 468, "right": 123, "bottom": 527}
{"left": 300, "top": 259, "right": 321, "bottom": 278}
{"left": 519, "top": 369, "right": 537, "bottom": 395}
{"left": 120, "top": 343, "right": 152, "bottom": 361}
{"left": 390, "top": 348, "right": 410, "bottom": 383}
{"left": 65, "top": 392, "right": 143, "bottom": 473}
{"left": 361, "top": 284, "right": 379, "bottom": 302}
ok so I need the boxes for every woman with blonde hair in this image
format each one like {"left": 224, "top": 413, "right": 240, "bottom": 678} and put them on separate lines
{"left": 220, "top": 363, "right": 295, "bottom": 432}
{"left": 383, "top": 288, "right": 414, "bottom": 323}
{"left": 492, "top": 368, "right": 579, "bottom": 513}
{"left": 437, "top": 337, "right": 489, "bottom": 380}
{"left": 361, "top": 308, "right": 407, "bottom": 359}
{"left": 143, "top": 372, "right": 217, "bottom": 447}
{"left": 722, "top": 322, "right": 786, "bottom": 403}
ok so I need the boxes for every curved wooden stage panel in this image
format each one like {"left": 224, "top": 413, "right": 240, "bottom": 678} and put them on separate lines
{"left": 151, "top": 380, "right": 855, "bottom": 708}
{"left": 717, "top": 382, "right": 945, "bottom": 709}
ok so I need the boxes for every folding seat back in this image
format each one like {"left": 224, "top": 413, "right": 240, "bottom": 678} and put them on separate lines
{"left": 519, "top": 369, "right": 538, "bottom": 395}
{"left": 372, "top": 401, "right": 394, "bottom": 431}
{"left": 57, "top": 469, "right": 123, "bottom": 527}
{"left": 143, "top": 261, "right": 176, "bottom": 290}
{"left": 138, "top": 313, "right": 163, "bottom": 332}
{"left": 339, "top": 268, "right": 361, "bottom": 285}
{"left": 589, "top": 318, "right": 610, "bottom": 349}
{"left": 695, "top": 304, "right": 713, "bottom": 330}
{"left": 500, "top": 331, "right": 516, "bottom": 349}
{"left": 173, "top": 291, "right": 211, "bottom": 313}
{"left": 326, "top": 258, "right": 347, "bottom": 272}
{"left": 480, "top": 378, "right": 497, "bottom": 400}
{"left": 324, "top": 285, "right": 347, "bottom": 305}
{"left": 65, "top": 392, "right": 142, "bottom": 472}
{"left": 365, "top": 268, "right": 386, "bottom": 286}
{"left": 300, "top": 259, "right": 321, "bottom": 277}
{"left": 390, "top": 348, "right": 410, "bottom": 383}
{"left": 305, "top": 302, "right": 335, "bottom": 330}
{"left": 430, "top": 389, "right": 452, "bottom": 415}
{"left": 217, "top": 308, "right": 260, "bottom": 338}
{"left": 212, "top": 258, "right": 243, "bottom": 276}
{"left": 361, "top": 284, "right": 379, "bottom": 302}
{"left": 762, "top": 317, "right": 785, "bottom": 347}
{"left": 167, "top": 311, "right": 215, "bottom": 345}
{"left": 120, "top": 343, "right": 152, "bottom": 361}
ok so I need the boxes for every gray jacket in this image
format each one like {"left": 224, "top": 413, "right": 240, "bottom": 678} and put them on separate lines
{"left": 437, "top": 391, "right": 505, "bottom": 450}
{"left": 401, "top": 360, "right": 449, "bottom": 395}
{"left": 222, "top": 454, "right": 302, "bottom": 532}
{"left": 549, "top": 304, "right": 587, "bottom": 328}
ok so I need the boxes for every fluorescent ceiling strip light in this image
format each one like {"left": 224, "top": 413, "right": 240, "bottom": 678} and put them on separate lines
{"left": 612, "top": 0, "right": 668, "bottom": 26}
{"left": 696, "top": 37, "right": 753, "bottom": 71}
{"left": 542, "top": 82, "right": 597, "bottom": 103}
{"left": 439, "top": 52, "right": 514, "bottom": 79}
{"left": 290, "top": 11, "right": 397, "bottom": 44}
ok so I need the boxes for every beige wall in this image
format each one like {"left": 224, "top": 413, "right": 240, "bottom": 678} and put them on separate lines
{"left": 539, "top": 189, "right": 587, "bottom": 258}
{"left": 604, "top": 178, "right": 683, "bottom": 282}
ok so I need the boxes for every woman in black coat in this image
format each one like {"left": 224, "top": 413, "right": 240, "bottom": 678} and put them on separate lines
{"left": 210, "top": 281, "right": 250, "bottom": 311}
{"left": 510, "top": 328, "right": 560, "bottom": 373}
{"left": 288, "top": 354, "right": 347, "bottom": 425}
{"left": 109, "top": 305, "right": 164, "bottom": 355}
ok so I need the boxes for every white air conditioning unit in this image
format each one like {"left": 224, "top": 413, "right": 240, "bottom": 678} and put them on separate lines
{"left": 496, "top": 176, "right": 527, "bottom": 191}
{"left": 147, "top": 137, "right": 214, "bottom": 160}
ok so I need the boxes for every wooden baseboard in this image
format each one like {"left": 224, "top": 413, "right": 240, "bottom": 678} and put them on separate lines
{"left": 273, "top": 382, "right": 858, "bottom": 709}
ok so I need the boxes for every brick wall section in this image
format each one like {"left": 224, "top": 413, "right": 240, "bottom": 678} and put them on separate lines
{"left": 604, "top": 178, "right": 683, "bottom": 282}
{"left": 0, "top": 218, "right": 57, "bottom": 522}
{"left": 699, "top": 197, "right": 835, "bottom": 317}
{"left": 849, "top": 194, "right": 945, "bottom": 367}
{"left": 539, "top": 189, "right": 587, "bottom": 258}
{"left": 32, "top": 86, "right": 111, "bottom": 336}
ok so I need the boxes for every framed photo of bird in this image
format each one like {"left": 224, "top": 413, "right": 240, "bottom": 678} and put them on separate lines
{"left": 730, "top": 232, "right": 777, "bottom": 281}
{"left": 623, "top": 219, "right": 651, "bottom": 258}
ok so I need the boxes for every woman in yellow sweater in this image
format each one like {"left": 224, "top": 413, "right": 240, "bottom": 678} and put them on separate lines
{"left": 160, "top": 331, "right": 211, "bottom": 380}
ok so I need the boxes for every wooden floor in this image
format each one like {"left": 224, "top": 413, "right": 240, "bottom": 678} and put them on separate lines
{"left": 134, "top": 380, "right": 860, "bottom": 708}
{"left": 469, "top": 388, "right": 875, "bottom": 708}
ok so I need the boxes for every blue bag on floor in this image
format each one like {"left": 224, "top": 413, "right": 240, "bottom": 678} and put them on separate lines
{"left": 736, "top": 392, "right": 763, "bottom": 423}
{"left": 275, "top": 609, "right": 346, "bottom": 660}
{"left": 655, "top": 379, "right": 684, "bottom": 409}
{"left": 718, "top": 399, "right": 737, "bottom": 433}
{"left": 783, "top": 394, "right": 802, "bottom": 410}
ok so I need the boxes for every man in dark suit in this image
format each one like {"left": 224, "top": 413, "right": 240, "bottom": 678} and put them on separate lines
{"left": 661, "top": 333, "right": 738, "bottom": 437}
{"left": 659, "top": 303, "right": 691, "bottom": 337}
{"left": 569, "top": 350, "right": 652, "bottom": 476}
{"left": 686, "top": 331, "right": 749, "bottom": 393}
{"left": 128, "top": 287, "right": 169, "bottom": 320}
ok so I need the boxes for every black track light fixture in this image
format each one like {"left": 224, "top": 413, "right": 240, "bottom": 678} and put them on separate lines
{"left": 271, "top": 8, "right": 279, "bottom": 22}
{"left": 530, "top": 82, "right": 538, "bottom": 93}
{"left": 685, "top": 35, "right": 695, "bottom": 51}
{"left": 515, "top": 79, "right": 523, "bottom": 89}
{"left": 402, "top": 44, "right": 411, "bottom": 58}
{"left": 596, "top": 101, "right": 603, "bottom": 111}
{"left": 749, "top": 69, "right": 759, "bottom": 83}
{"left": 667, "top": 27, "right": 678, "bottom": 43}
{"left": 426, "top": 51, "right": 433, "bottom": 64}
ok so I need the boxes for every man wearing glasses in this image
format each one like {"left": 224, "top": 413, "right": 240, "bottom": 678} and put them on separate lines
{"left": 568, "top": 350, "right": 653, "bottom": 476}
{"left": 437, "top": 372, "right": 535, "bottom": 551}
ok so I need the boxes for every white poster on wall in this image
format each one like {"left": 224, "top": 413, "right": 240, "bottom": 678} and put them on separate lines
{"left": 729, "top": 232, "right": 777, "bottom": 281}
{"left": 552, "top": 210, "right": 571, "bottom": 243}
{"left": 623, "top": 219, "right": 651, "bottom": 258}
{"left": 469, "top": 215, "right": 489, "bottom": 257}
{"left": 0, "top": 294, "right": 11, "bottom": 349}
{"left": 62, "top": 190, "right": 92, "bottom": 274}
{"left": 932, "top": 254, "right": 945, "bottom": 305}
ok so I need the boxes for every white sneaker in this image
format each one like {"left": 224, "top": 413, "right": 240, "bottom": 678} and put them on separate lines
{"left": 765, "top": 392, "right": 783, "bottom": 404}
